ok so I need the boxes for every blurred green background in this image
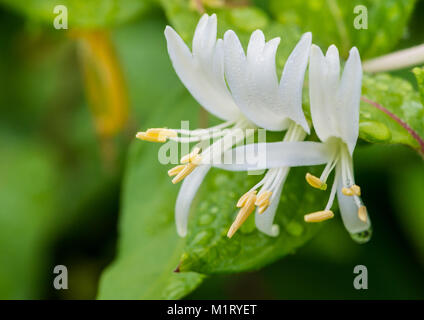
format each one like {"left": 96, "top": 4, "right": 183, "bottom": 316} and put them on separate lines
{"left": 0, "top": 0, "right": 423, "bottom": 299}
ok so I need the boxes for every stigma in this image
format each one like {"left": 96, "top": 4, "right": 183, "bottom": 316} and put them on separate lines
{"left": 136, "top": 128, "right": 177, "bottom": 142}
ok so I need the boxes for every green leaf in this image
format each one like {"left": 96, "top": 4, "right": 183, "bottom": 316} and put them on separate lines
{"left": 98, "top": 140, "right": 205, "bottom": 299}
{"left": 360, "top": 73, "right": 424, "bottom": 156}
{"left": 0, "top": 132, "right": 60, "bottom": 298}
{"left": 269, "top": 0, "right": 416, "bottom": 59}
{"left": 0, "top": 0, "right": 153, "bottom": 28}
{"left": 413, "top": 66, "right": 424, "bottom": 105}
{"left": 97, "top": 17, "right": 205, "bottom": 299}
{"left": 178, "top": 166, "right": 328, "bottom": 274}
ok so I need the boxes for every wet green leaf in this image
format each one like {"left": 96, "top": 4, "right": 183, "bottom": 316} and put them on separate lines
{"left": 413, "top": 65, "right": 424, "bottom": 104}
{"left": 0, "top": 133, "right": 60, "bottom": 299}
{"left": 360, "top": 73, "right": 424, "bottom": 155}
{"left": 269, "top": 0, "right": 416, "bottom": 59}
{"left": 179, "top": 166, "right": 328, "bottom": 274}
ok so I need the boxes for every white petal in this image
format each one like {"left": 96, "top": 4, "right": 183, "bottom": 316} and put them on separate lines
{"left": 165, "top": 17, "right": 240, "bottom": 121}
{"left": 192, "top": 14, "right": 210, "bottom": 57}
{"left": 278, "top": 32, "right": 312, "bottom": 134}
{"left": 175, "top": 165, "right": 211, "bottom": 237}
{"left": 255, "top": 169, "right": 288, "bottom": 236}
{"left": 212, "top": 141, "right": 332, "bottom": 171}
{"left": 224, "top": 30, "right": 288, "bottom": 131}
{"left": 309, "top": 44, "right": 335, "bottom": 142}
{"left": 336, "top": 166, "right": 371, "bottom": 234}
{"left": 337, "top": 47, "right": 362, "bottom": 154}
{"left": 247, "top": 29, "right": 266, "bottom": 61}
{"left": 324, "top": 45, "right": 340, "bottom": 92}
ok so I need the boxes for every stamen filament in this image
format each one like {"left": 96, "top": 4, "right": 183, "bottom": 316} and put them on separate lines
{"left": 325, "top": 168, "right": 340, "bottom": 211}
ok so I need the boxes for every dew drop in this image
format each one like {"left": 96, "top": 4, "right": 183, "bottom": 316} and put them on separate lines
{"left": 191, "top": 229, "right": 214, "bottom": 246}
{"left": 286, "top": 221, "right": 304, "bottom": 237}
{"left": 210, "top": 206, "right": 219, "bottom": 214}
{"left": 198, "top": 214, "right": 213, "bottom": 226}
{"left": 359, "top": 121, "right": 391, "bottom": 143}
{"left": 350, "top": 227, "right": 372, "bottom": 244}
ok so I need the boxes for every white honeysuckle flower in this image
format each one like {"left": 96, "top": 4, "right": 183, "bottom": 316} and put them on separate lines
{"left": 136, "top": 14, "right": 314, "bottom": 238}
{"left": 136, "top": 14, "right": 254, "bottom": 237}
{"left": 217, "top": 44, "right": 372, "bottom": 243}
{"left": 217, "top": 29, "right": 313, "bottom": 238}
{"left": 303, "top": 44, "right": 371, "bottom": 244}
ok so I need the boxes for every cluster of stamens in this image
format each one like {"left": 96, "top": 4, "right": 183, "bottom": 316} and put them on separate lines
{"left": 168, "top": 147, "right": 202, "bottom": 184}
{"left": 227, "top": 189, "right": 272, "bottom": 238}
{"left": 304, "top": 172, "right": 368, "bottom": 223}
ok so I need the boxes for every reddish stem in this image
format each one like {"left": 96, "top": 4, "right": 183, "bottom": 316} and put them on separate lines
{"left": 361, "top": 96, "right": 424, "bottom": 156}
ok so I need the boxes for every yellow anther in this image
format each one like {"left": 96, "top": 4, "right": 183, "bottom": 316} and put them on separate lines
{"left": 255, "top": 190, "right": 272, "bottom": 207}
{"left": 358, "top": 206, "right": 368, "bottom": 222}
{"left": 135, "top": 128, "right": 177, "bottom": 142}
{"left": 171, "top": 162, "right": 197, "bottom": 184}
{"left": 236, "top": 190, "right": 257, "bottom": 208}
{"left": 146, "top": 128, "right": 177, "bottom": 137}
{"left": 228, "top": 192, "right": 257, "bottom": 238}
{"left": 304, "top": 210, "right": 334, "bottom": 223}
{"left": 168, "top": 165, "right": 185, "bottom": 177}
{"left": 342, "top": 184, "right": 361, "bottom": 196}
{"left": 136, "top": 131, "right": 165, "bottom": 142}
{"left": 180, "top": 147, "right": 201, "bottom": 164}
{"left": 351, "top": 184, "right": 361, "bottom": 196}
{"left": 305, "top": 173, "right": 327, "bottom": 190}
{"left": 342, "top": 187, "right": 355, "bottom": 196}
{"left": 257, "top": 201, "right": 270, "bottom": 214}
